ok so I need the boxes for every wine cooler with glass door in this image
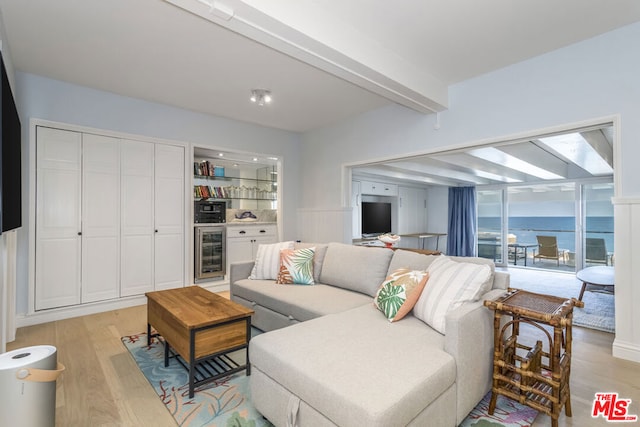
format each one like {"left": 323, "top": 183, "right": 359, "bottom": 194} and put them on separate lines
{"left": 195, "top": 226, "right": 226, "bottom": 282}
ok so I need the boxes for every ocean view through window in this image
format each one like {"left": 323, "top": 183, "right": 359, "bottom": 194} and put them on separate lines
{"left": 477, "top": 182, "right": 614, "bottom": 271}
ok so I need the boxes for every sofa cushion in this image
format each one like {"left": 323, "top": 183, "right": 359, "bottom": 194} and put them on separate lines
{"left": 319, "top": 243, "right": 394, "bottom": 297}
{"left": 374, "top": 269, "right": 428, "bottom": 322}
{"left": 233, "top": 279, "right": 371, "bottom": 322}
{"left": 387, "top": 249, "right": 439, "bottom": 275}
{"left": 294, "top": 242, "right": 328, "bottom": 283}
{"left": 250, "top": 241, "right": 295, "bottom": 280}
{"left": 250, "top": 304, "right": 455, "bottom": 427}
{"left": 413, "top": 256, "right": 492, "bottom": 334}
{"left": 276, "top": 247, "right": 315, "bottom": 285}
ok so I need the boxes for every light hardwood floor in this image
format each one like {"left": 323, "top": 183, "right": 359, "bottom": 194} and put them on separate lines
{"left": 7, "top": 290, "right": 639, "bottom": 426}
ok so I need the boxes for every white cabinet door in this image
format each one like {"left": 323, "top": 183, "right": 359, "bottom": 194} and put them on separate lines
{"left": 120, "top": 140, "right": 155, "bottom": 297}
{"left": 360, "top": 180, "right": 398, "bottom": 196}
{"left": 226, "top": 238, "right": 254, "bottom": 269}
{"left": 154, "top": 144, "right": 185, "bottom": 291}
{"left": 35, "top": 127, "right": 82, "bottom": 310}
{"left": 398, "top": 186, "right": 428, "bottom": 237}
{"left": 352, "top": 181, "right": 361, "bottom": 239}
{"left": 81, "top": 134, "right": 121, "bottom": 303}
{"left": 226, "top": 225, "right": 277, "bottom": 274}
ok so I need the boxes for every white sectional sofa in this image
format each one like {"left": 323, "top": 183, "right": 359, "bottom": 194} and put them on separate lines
{"left": 230, "top": 242, "right": 509, "bottom": 427}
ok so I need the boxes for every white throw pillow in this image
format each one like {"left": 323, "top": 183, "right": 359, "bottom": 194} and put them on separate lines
{"left": 413, "top": 256, "right": 491, "bottom": 334}
{"left": 249, "top": 241, "right": 295, "bottom": 280}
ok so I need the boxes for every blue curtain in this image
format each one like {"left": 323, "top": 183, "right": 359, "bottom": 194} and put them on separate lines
{"left": 446, "top": 187, "right": 476, "bottom": 256}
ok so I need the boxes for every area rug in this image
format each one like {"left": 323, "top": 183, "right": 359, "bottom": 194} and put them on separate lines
{"left": 503, "top": 268, "right": 615, "bottom": 334}
{"left": 123, "top": 331, "right": 539, "bottom": 427}
{"left": 573, "top": 290, "right": 615, "bottom": 333}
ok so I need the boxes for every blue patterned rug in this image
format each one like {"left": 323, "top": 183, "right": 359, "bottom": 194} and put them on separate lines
{"left": 122, "top": 332, "right": 538, "bottom": 427}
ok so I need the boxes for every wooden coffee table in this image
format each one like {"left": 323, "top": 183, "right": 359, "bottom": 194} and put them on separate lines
{"left": 146, "top": 286, "right": 254, "bottom": 397}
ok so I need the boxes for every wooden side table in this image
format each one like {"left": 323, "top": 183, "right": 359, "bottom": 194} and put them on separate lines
{"left": 484, "top": 289, "right": 584, "bottom": 427}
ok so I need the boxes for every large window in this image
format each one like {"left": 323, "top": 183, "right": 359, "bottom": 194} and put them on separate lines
{"left": 583, "top": 183, "right": 615, "bottom": 267}
{"left": 508, "top": 183, "right": 576, "bottom": 270}
{"left": 477, "top": 180, "right": 613, "bottom": 272}
{"left": 477, "top": 190, "right": 504, "bottom": 263}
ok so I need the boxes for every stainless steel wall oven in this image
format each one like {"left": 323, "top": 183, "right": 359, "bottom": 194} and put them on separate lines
{"left": 195, "top": 226, "right": 226, "bottom": 282}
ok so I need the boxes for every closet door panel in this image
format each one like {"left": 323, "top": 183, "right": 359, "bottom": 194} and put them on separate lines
{"left": 35, "top": 239, "right": 81, "bottom": 310}
{"left": 121, "top": 235, "right": 154, "bottom": 296}
{"left": 82, "top": 237, "right": 119, "bottom": 302}
{"left": 120, "top": 140, "right": 154, "bottom": 296}
{"left": 154, "top": 144, "right": 185, "bottom": 290}
{"left": 155, "top": 144, "right": 184, "bottom": 234}
{"left": 154, "top": 233, "right": 184, "bottom": 291}
{"left": 82, "top": 134, "right": 120, "bottom": 303}
{"left": 35, "top": 127, "right": 82, "bottom": 310}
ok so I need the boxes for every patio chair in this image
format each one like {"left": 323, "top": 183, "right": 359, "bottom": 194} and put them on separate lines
{"left": 533, "top": 235, "right": 564, "bottom": 266}
{"left": 586, "top": 237, "right": 609, "bottom": 265}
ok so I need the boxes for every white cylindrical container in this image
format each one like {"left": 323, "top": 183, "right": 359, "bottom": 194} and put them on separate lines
{"left": 0, "top": 345, "right": 64, "bottom": 427}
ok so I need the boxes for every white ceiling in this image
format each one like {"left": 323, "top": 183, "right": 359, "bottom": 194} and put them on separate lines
{"left": 1, "top": 0, "right": 640, "bottom": 132}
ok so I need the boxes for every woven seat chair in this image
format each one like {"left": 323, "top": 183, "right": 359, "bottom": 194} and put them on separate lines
{"left": 585, "top": 237, "right": 609, "bottom": 265}
{"left": 533, "top": 235, "right": 564, "bottom": 266}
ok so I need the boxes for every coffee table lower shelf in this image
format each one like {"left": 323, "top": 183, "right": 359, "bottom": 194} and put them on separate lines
{"left": 147, "top": 317, "right": 252, "bottom": 398}
{"left": 161, "top": 338, "right": 250, "bottom": 394}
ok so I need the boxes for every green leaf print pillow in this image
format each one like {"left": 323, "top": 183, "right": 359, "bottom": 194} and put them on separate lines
{"left": 374, "top": 268, "right": 429, "bottom": 322}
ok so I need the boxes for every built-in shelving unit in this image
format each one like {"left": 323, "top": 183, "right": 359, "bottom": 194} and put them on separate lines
{"left": 193, "top": 159, "right": 278, "bottom": 210}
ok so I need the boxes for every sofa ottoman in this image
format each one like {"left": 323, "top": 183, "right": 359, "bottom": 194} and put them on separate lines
{"left": 250, "top": 304, "right": 457, "bottom": 427}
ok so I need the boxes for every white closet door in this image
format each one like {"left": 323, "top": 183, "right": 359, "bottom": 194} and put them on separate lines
{"left": 154, "top": 144, "right": 185, "bottom": 291}
{"left": 35, "top": 127, "right": 82, "bottom": 310}
{"left": 120, "top": 140, "right": 154, "bottom": 296}
{"left": 81, "top": 134, "right": 120, "bottom": 303}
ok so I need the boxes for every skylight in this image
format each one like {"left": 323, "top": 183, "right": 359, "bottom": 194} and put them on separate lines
{"left": 467, "top": 147, "right": 565, "bottom": 180}
{"left": 537, "top": 133, "right": 613, "bottom": 176}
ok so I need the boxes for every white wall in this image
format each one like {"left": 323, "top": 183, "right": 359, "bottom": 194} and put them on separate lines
{"left": 300, "top": 22, "right": 640, "bottom": 361}
{"left": 14, "top": 72, "right": 302, "bottom": 315}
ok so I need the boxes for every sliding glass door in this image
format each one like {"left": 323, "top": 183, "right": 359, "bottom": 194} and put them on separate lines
{"left": 507, "top": 183, "right": 576, "bottom": 270}
{"left": 477, "top": 190, "right": 504, "bottom": 263}
{"left": 477, "top": 181, "right": 613, "bottom": 272}
{"left": 583, "top": 183, "right": 614, "bottom": 267}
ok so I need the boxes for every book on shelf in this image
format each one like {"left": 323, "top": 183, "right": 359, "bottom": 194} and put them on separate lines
{"left": 194, "top": 161, "right": 225, "bottom": 177}
{"left": 194, "top": 185, "right": 231, "bottom": 199}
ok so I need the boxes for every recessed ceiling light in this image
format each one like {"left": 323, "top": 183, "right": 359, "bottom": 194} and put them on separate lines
{"left": 253, "top": 157, "right": 258, "bottom": 162}
{"left": 250, "top": 89, "right": 272, "bottom": 106}
{"left": 218, "top": 153, "right": 224, "bottom": 157}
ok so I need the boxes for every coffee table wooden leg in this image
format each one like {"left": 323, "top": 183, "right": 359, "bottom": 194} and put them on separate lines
{"left": 164, "top": 341, "right": 170, "bottom": 367}
{"left": 147, "top": 323, "right": 151, "bottom": 346}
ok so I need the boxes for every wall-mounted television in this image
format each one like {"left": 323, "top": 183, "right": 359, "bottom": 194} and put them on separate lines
{"left": 1, "top": 51, "right": 22, "bottom": 233}
{"left": 361, "top": 202, "right": 391, "bottom": 237}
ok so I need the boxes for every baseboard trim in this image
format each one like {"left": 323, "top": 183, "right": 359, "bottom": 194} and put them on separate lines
{"left": 15, "top": 283, "right": 232, "bottom": 329}
{"left": 612, "top": 338, "right": 640, "bottom": 363}
{"left": 16, "top": 296, "right": 148, "bottom": 328}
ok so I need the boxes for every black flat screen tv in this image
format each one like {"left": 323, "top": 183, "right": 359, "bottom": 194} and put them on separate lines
{"left": 361, "top": 202, "right": 391, "bottom": 237}
{"left": 1, "top": 51, "right": 22, "bottom": 233}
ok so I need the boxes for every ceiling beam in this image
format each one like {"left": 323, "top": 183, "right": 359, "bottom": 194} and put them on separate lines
{"left": 581, "top": 129, "right": 614, "bottom": 168}
{"left": 355, "top": 166, "right": 463, "bottom": 187}
{"left": 387, "top": 159, "right": 493, "bottom": 185}
{"left": 497, "top": 142, "right": 569, "bottom": 178}
{"left": 163, "top": 0, "right": 448, "bottom": 113}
